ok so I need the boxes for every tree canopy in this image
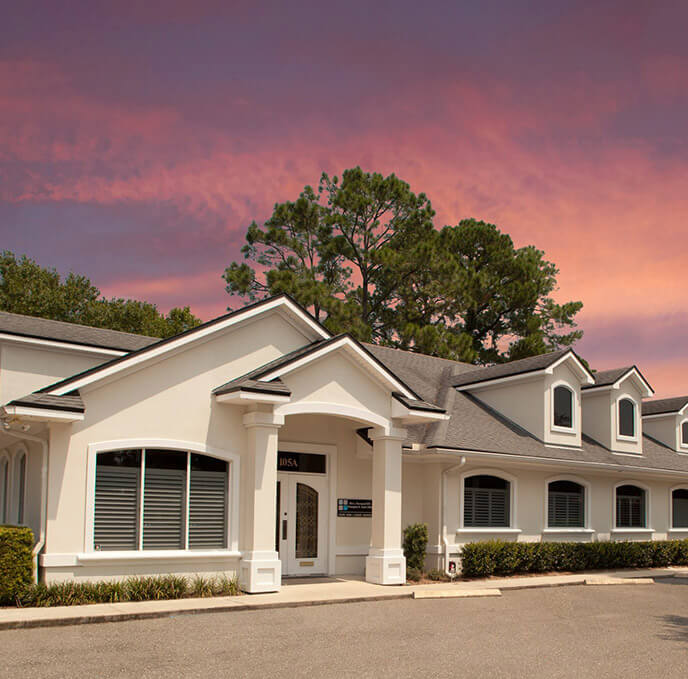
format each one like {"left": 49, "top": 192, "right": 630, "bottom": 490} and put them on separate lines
{"left": 224, "top": 167, "right": 583, "bottom": 364}
{"left": 0, "top": 251, "right": 201, "bottom": 339}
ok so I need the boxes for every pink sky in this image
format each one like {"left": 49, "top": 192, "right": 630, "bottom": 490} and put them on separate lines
{"left": 1, "top": 1, "right": 687, "bottom": 396}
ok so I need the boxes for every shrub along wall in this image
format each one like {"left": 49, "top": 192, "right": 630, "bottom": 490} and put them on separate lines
{"left": 460, "top": 539, "right": 688, "bottom": 578}
{"left": 0, "top": 525, "right": 34, "bottom": 605}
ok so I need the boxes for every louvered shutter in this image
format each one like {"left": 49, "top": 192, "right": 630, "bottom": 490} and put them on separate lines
{"left": 673, "top": 490, "right": 688, "bottom": 529}
{"left": 616, "top": 491, "right": 645, "bottom": 528}
{"left": 94, "top": 465, "right": 140, "bottom": 550}
{"left": 189, "top": 468, "right": 227, "bottom": 549}
{"left": 548, "top": 489, "right": 584, "bottom": 528}
{"left": 143, "top": 466, "right": 186, "bottom": 550}
{"left": 464, "top": 487, "right": 509, "bottom": 527}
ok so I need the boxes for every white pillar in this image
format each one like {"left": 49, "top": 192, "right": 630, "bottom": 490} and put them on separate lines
{"left": 365, "top": 427, "right": 407, "bottom": 585}
{"left": 239, "top": 409, "right": 283, "bottom": 593}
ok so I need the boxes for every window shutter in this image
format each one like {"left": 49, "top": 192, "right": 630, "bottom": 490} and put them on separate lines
{"left": 465, "top": 488, "right": 508, "bottom": 527}
{"left": 94, "top": 466, "right": 140, "bottom": 550}
{"left": 548, "top": 491, "right": 584, "bottom": 528}
{"left": 673, "top": 491, "right": 688, "bottom": 529}
{"left": 189, "top": 468, "right": 227, "bottom": 549}
{"left": 142, "top": 467, "right": 186, "bottom": 550}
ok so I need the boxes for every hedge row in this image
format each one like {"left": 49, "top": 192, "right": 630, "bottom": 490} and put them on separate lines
{"left": 14, "top": 573, "right": 239, "bottom": 607}
{"left": 0, "top": 525, "right": 34, "bottom": 604}
{"left": 460, "top": 539, "right": 688, "bottom": 578}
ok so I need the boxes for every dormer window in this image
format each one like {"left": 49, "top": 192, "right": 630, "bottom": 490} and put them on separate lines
{"left": 618, "top": 398, "right": 636, "bottom": 438}
{"left": 682, "top": 421, "right": 688, "bottom": 448}
{"left": 553, "top": 385, "right": 574, "bottom": 429}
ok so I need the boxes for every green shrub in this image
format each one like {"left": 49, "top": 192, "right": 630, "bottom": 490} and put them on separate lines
{"left": 0, "top": 525, "right": 34, "bottom": 604}
{"left": 426, "top": 568, "right": 450, "bottom": 582}
{"left": 460, "top": 539, "right": 688, "bottom": 578}
{"left": 403, "top": 523, "right": 429, "bottom": 571}
{"left": 124, "top": 575, "right": 188, "bottom": 601}
{"left": 406, "top": 567, "right": 423, "bottom": 582}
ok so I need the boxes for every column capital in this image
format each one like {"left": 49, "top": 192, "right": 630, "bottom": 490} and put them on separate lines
{"left": 368, "top": 426, "right": 407, "bottom": 442}
{"left": 243, "top": 410, "right": 284, "bottom": 429}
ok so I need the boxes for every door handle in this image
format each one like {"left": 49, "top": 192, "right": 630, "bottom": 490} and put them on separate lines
{"left": 282, "top": 519, "right": 288, "bottom": 540}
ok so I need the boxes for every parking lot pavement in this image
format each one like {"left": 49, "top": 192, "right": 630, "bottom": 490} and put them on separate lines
{"left": 3, "top": 577, "right": 687, "bottom": 679}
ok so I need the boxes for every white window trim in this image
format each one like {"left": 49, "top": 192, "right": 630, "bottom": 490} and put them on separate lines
{"left": 458, "top": 468, "right": 519, "bottom": 533}
{"left": 669, "top": 485, "right": 688, "bottom": 532}
{"left": 679, "top": 419, "right": 688, "bottom": 450}
{"left": 612, "top": 480, "right": 651, "bottom": 532}
{"left": 550, "top": 381, "right": 577, "bottom": 434}
{"left": 543, "top": 474, "right": 591, "bottom": 531}
{"left": 278, "top": 440, "right": 338, "bottom": 577}
{"left": 616, "top": 395, "right": 639, "bottom": 442}
{"left": 10, "top": 444, "right": 28, "bottom": 526}
{"left": 0, "top": 449, "right": 9, "bottom": 524}
{"left": 85, "top": 439, "right": 240, "bottom": 555}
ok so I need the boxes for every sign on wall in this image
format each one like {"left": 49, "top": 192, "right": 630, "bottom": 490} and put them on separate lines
{"left": 277, "top": 451, "right": 327, "bottom": 474}
{"left": 337, "top": 498, "right": 372, "bottom": 517}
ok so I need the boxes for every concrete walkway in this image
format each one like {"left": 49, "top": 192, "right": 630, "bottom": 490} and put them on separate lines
{"left": 2, "top": 567, "right": 687, "bottom": 630}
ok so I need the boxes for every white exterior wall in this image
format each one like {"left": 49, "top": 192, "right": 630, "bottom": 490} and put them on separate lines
{"left": 0, "top": 342, "right": 109, "bottom": 405}
{"left": 643, "top": 414, "right": 682, "bottom": 452}
{"left": 41, "top": 312, "right": 313, "bottom": 582}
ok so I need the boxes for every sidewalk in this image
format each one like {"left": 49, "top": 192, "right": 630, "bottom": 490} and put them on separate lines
{"left": 2, "top": 567, "right": 686, "bottom": 631}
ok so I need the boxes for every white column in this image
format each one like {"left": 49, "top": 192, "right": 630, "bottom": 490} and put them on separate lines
{"left": 365, "top": 427, "right": 407, "bottom": 585}
{"left": 239, "top": 409, "right": 283, "bottom": 593}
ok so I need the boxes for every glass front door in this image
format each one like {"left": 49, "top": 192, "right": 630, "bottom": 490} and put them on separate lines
{"left": 276, "top": 473, "right": 328, "bottom": 576}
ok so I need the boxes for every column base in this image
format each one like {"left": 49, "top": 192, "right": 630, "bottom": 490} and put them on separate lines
{"left": 239, "top": 551, "right": 281, "bottom": 593}
{"left": 365, "top": 548, "right": 406, "bottom": 585}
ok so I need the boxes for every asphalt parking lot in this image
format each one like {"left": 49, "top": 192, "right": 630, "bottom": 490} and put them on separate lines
{"left": 3, "top": 577, "right": 687, "bottom": 678}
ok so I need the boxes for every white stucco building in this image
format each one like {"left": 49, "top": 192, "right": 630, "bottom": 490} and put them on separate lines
{"left": 1, "top": 295, "right": 687, "bottom": 592}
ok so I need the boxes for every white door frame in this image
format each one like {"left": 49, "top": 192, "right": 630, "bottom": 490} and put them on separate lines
{"left": 277, "top": 441, "right": 337, "bottom": 576}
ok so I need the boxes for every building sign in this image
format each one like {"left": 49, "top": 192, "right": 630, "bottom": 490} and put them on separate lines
{"left": 337, "top": 498, "right": 372, "bottom": 517}
{"left": 277, "top": 451, "right": 327, "bottom": 474}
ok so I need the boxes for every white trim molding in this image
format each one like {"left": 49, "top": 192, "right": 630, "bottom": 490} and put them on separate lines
{"left": 84, "top": 438, "right": 241, "bottom": 555}
{"left": 0, "top": 332, "right": 127, "bottom": 357}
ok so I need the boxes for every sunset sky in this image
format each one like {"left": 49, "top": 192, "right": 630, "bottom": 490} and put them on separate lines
{"left": 1, "top": 1, "right": 687, "bottom": 396}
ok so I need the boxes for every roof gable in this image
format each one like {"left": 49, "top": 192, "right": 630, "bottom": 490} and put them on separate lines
{"left": 453, "top": 349, "right": 594, "bottom": 390}
{"left": 642, "top": 396, "right": 688, "bottom": 417}
{"left": 583, "top": 366, "right": 654, "bottom": 397}
{"left": 41, "top": 295, "right": 330, "bottom": 396}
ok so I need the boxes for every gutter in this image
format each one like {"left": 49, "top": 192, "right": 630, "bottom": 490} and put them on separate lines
{"left": 1, "top": 423, "right": 48, "bottom": 582}
{"left": 441, "top": 456, "right": 466, "bottom": 575}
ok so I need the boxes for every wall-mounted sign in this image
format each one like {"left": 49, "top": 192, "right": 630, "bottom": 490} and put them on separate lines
{"left": 337, "top": 498, "right": 372, "bottom": 517}
{"left": 277, "top": 451, "right": 327, "bottom": 474}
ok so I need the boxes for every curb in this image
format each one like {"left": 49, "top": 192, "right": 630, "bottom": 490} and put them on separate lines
{"left": 0, "top": 592, "right": 413, "bottom": 631}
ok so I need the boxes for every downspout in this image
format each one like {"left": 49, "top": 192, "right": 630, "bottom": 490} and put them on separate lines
{"left": 441, "top": 456, "right": 466, "bottom": 575}
{"left": 1, "top": 423, "right": 48, "bottom": 583}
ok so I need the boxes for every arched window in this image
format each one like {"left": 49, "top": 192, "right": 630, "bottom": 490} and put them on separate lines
{"left": 548, "top": 480, "right": 584, "bottom": 528}
{"left": 672, "top": 489, "right": 688, "bottom": 529}
{"left": 13, "top": 450, "right": 26, "bottom": 525}
{"left": 94, "top": 448, "right": 228, "bottom": 551}
{"left": 681, "top": 421, "right": 688, "bottom": 447}
{"left": 0, "top": 453, "right": 9, "bottom": 524}
{"left": 618, "top": 398, "right": 636, "bottom": 438}
{"left": 464, "top": 475, "right": 510, "bottom": 528}
{"left": 553, "top": 385, "right": 574, "bottom": 429}
{"left": 616, "top": 484, "right": 646, "bottom": 528}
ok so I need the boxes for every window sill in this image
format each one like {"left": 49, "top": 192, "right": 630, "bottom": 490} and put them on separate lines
{"left": 610, "top": 528, "right": 654, "bottom": 534}
{"left": 668, "top": 528, "right": 688, "bottom": 533}
{"left": 457, "top": 528, "right": 521, "bottom": 534}
{"left": 542, "top": 528, "right": 594, "bottom": 534}
{"left": 78, "top": 550, "right": 242, "bottom": 564}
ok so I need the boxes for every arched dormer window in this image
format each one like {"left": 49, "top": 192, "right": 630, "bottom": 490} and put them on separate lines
{"left": 553, "top": 385, "right": 574, "bottom": 429}
{"left": 618, "top": 398, "right": 636, "bottom": 438}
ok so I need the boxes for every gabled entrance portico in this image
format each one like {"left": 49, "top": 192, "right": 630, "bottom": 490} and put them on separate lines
{"left": 217, "top": 335, "right": 448, "bottom": 594}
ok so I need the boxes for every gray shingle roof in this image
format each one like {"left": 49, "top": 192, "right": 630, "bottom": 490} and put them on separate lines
{"left": 585, "top": 367, "right": 633, "bottom": 388}
{"left": 213, "top": 378, "right": 291, "bottom": 397}
{"left": 642, "top": 397, "right": 688, "bottom": 416}
{"left": 8, "top": 392, "right": 84, "bottom": 413}
{"left": 0, "top": 311, "right": 157, "bottom": 352}
{"left": 451, "top": 349, "right": 571, "bottom": 388}
{"left": 368, "top": 344, "right": 688, "bottom": 475}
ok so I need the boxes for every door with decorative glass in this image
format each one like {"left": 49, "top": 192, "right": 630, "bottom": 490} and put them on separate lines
{"left": 276, "top": 473, "right": 328, "bottom": 576}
